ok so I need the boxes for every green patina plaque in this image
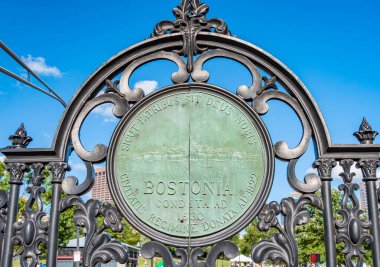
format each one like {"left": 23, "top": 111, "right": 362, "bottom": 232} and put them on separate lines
{"left": 110, "top": 87, "right": 270, "bottom": 239}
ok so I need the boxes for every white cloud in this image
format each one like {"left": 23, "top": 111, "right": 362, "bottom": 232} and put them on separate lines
{"left": 93, "top": 104, "right": 117, "bottom": 123}
{"left": 42, "top": 131, "right": 51, "bottom": 140}
{"left": 21, "top": 55, "right": 62, "bottom": 78}
{"left": 306, "top": 167, "right": 318, "bottom": 175}
{"left": 0, "top": 156, "right": 5, "bottom": 162}
{"left": 72, "top": 163, "right": 86, "bottom": 171}
{"left": 68, "top": 160, "right": 87, "bottom": 171}
{"left": 13, "top": 73, "right": 28, "bottom": 89}
{"left": 134, "top": 80, "right": 158, "bottom": 95}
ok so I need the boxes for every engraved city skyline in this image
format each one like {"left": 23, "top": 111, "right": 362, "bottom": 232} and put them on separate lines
{"left": 122, "top": 142, "right": 261, "bottom": 163}
{"left": 113, "top": 90, "right": 267, "bottom": 238}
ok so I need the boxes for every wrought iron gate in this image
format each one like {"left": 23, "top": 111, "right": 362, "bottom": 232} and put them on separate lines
{"left": 1, "top": 1, "right": 380, "bottom": 267}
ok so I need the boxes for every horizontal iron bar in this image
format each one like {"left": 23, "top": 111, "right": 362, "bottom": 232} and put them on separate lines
{"left": 0, "top": 40, "right": 67, "bottom": 107}
{"left": 0, "top": 66, "right": 67, "bottom": 107}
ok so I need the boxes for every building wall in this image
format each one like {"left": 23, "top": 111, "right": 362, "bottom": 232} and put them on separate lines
{"left": 91, "top": 167, "right": 113, "bottom": 203}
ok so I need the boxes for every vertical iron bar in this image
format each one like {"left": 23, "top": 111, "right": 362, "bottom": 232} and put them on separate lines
{"left": 1, "top": 163, "right": 28, "bottom": 267}
{"left": 313, "top": 158, "right": 336, "bottom": 267}
{"left": 75, "top": 226, "right": 80, "bottom": 267}
{"left": 47, "top": 183, "right": 62, "bottom": 266}
{"left": 46, "top": 162, "right": 69, "bottom": 267}
{"left": 357, "top": 159, "right": 380, "bottom": 266}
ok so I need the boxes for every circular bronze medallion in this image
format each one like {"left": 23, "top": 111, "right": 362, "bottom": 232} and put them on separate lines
{"left": 108, "top": 84, "right": 274, "bottom": 247}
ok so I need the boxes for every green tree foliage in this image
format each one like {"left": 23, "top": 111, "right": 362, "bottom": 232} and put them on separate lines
{"left": 296, "top": 189, "right": 373, "bottom": 265}
{"left": 295, "top": 190, "right": 342, "bottom": 264}
{"left": 239, "top": 189, "right": 373, "bottom": 266}
{"left": 239, "top": 219, "right": 278, "bottom": 256}
{"left": 57, "top": 207, "right": 77, "bottom": 247}
{"left": 106, "top": 218, "right": 141, "bottom": 245}
{"left": 0, "top": 161, "right": 10, "bottom": 190}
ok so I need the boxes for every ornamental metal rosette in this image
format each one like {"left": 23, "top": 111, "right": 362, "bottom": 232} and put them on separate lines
{"left": 0, "top": 1, "right": 380, "bottom": 267}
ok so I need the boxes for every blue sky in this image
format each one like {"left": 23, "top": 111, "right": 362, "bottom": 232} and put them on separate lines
{"left": 1, "top": 0, "right": 380, "bottom": 201}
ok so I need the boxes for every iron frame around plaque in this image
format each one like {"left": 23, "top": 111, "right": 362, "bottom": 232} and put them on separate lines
{"left": 0, "top": 1, "right": 380, "bottom": 267}
{"left": 107, "top": 83, "right": 275, "bottom": 247}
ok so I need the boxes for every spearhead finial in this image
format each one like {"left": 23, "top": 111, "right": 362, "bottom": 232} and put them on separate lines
{"left": 8, "top": 123, "right": 33, "bottom": 148}
{"left": 354, "top": 117, "right": 378, "bottom": 144}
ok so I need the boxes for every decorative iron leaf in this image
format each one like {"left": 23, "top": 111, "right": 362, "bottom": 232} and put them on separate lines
{"left": 252, "top": 233, "right": 289, "bottom": 266}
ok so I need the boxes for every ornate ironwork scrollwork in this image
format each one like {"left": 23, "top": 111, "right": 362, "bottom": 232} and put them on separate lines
{"left": 192, "top": 49, "right": 263, "bottom": 99}
{"left": 61, "top": 196, "right": 128, "bottom": 267}
{"left": 190, "top": 48, "right": 309, "bottom": 162}
{"left": 141, "top": 240, "right": 238, "bottom": 267}
{"left": 203, "top": 241, "right": 239, "bottom": 267}
{"left": 253, "top": 90, "right": 312, "bottom": 160}
{"left": 287, "top": 159, "right": 321, "bottom": 194}
{"left": 12, "top": 163, "right": 48, "bottom": 267}
{"left": 0, "top": 190, "right": 7, "bottom": 254}
{"left": 141, "top": 241, "right": 188, "bottom": 267}
{"left": 252, "top": 195, "right": 323, "bottom": 266}
{"left": 61, "top": 160, "right": 94, "bottom": 196}
{"left": 71, "top": 87, "right": 130, "bottom": 163}
{"left": 335, "top": 159, "right": 372, "bottom": 267}
{"left": 191, "top": 49, "right": 278, "bottom": 102}
{"left": 152, "top": 0, "right": 230, "bottom": 72}
{"left": 119, "top": 51, "right": 190, "bottom": 102}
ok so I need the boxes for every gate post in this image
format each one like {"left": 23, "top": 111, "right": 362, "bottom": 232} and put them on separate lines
{"left": 313, "top": 158, "right": 337, "bottom": 266}
{"left": 357, "top": 159, "right": 380, "bottom": 266}
{"left": 1, "top": 163, "right": 29, "bottom": 267}
{"left": 46, "top": 162, "right": 70, "bottom": 267}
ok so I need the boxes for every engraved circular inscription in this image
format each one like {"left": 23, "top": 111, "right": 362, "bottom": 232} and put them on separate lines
{"left": 108, "top": 85, "right": 273, "bottom": 245}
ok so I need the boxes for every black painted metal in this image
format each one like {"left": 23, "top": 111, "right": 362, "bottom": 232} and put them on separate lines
{"left": 13, "top": 163, "right": 48, "bottom": 266}
{"left": 46, "top": 162, "right": 70, "bottom": 267}
{"left": 60, "top": 196, "right": 128, "bottom": 266}
{"left": 357, "top": 159, "right": 380, "bottom": 266}
{"left": 0, "top": 189, "right": 8, "bottom": 263}
{"left": 251, "top": 195, "right": 323, "bottom": 266}
{"left": 314, "top": 159, "right": 337, "bottom": 267}
{"left": 336, "top": 159, "right": 372, "bottom": 267}
{"left": 1, "top": 163, "right": 29, "bottom": 267}
{"left": 0, "top": 1, "right": 379, "bottom": 267}
{"left": 8, "top": 123, "right": 32, "bottom": 149}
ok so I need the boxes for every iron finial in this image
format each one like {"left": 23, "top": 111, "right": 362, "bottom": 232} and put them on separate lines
{"left": 354, "top": 117, "right": 378, "bottom": 144}
{"left": 8, "top": 123, "right": 33, "bottom": 148}
{"left": 151, "top": 0, "right": 230, "bottom": 72}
